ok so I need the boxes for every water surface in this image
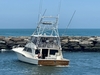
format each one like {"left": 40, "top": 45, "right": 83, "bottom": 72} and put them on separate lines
{"left": 0, "top": 51, "right": 100, "bottom": 75}
{"left": 0, "top": 29, "right": 100, "bottom": 36}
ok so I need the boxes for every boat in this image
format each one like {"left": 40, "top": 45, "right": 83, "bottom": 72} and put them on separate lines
{"left": 12, "top": 10, "right": 69, "bottom": 66}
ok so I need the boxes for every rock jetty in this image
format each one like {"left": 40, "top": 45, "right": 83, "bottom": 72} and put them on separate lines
{"left": 1, "top": 36, "right": 100, "bottom": 52}
{"left": 61, "top": 36, "right": 100, "bottom": 52}
{"left": 0, "top": 36, "right": 29, "bottom": 50}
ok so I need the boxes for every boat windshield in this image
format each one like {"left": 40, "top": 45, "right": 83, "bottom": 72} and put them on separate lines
{"left": 31, "top": 36, "right": 61, "bottom": 49}
{"left": 23, "top": 47, "right": 32, "bottom": 53}
{"left": 38, "top": 37, "right": 60, "bottom": 48}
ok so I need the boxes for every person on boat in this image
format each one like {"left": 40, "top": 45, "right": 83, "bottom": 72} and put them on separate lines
{"left": 38, "top": 53, "right": 41, "bottom": 58}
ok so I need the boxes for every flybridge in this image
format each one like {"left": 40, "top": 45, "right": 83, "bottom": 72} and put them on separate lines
{"left": 41, "top": 16, "right": 58, "bottom": 25}
{"left": 32, "top": 0, "right": 61, "bottom": 36}
{"left": 32, "top": 15, "right": 59, "bottom": 36}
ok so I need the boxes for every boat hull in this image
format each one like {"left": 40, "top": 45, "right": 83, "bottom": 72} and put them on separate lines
{"left": 16, "top": 53, "right": 38, "bottom": 65}
{"left": 16, "top": 53, "right": 69, "bottom": 66}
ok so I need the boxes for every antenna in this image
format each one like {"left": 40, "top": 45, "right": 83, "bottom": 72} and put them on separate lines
{"left": 37, "top": 0, "right": 43, "bottom": 21}
{"left": 57, "top": 0, "right": 62, "bottom": 36}
{"left": 33, "top": 0, "right": 43, "bottom": 35}
{"left": 57, "top": 0, "right": 62, "bottom": 17}
{"left": 32, "top": 9, "right": 47, "bottom": 35}
{"left": 62, "top": 10, "right": 76, "bottom": 36}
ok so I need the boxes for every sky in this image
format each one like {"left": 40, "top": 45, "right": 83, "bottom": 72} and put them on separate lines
{"left": 0, "top": 0, "right": 100, "bottom": 29}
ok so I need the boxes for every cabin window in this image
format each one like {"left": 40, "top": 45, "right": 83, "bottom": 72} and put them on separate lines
{"left": 27, "top": 48, "right": 32, "bottom": 53}
{"left": 23, "top": 47, "right": 27, "bottom": 51}
{"left": 23, "top": 47, "right": 32, "bottom": 53}
{"left": 35, "top": 49, "right": 40, "bottom": 54}
{"left": 50, "top": 50, "right": 58, "bottom": 55}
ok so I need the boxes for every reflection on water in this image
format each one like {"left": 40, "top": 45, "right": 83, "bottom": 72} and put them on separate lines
{"left": 0, "top": 51, "right": 100, "bottom": 75}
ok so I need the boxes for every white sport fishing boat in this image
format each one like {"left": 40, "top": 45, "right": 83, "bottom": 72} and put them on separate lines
{"left": 12, "top": 12, "right": 69, "bottom": 66}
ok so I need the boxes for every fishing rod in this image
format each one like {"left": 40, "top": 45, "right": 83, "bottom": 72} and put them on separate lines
{"left": 62, "top": 10, "right": 76, "bottom": 36}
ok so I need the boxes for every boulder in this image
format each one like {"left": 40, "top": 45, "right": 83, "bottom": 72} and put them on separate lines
{"left": 0, "top": 36, "right": 5, "bottom": 40}
{"left": 10, "top": 37, "right": 24, "bottom": 42}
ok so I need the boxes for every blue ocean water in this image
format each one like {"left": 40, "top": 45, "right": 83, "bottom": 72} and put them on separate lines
{"left": 0, "top": 51, "right": 100, "bottom": 75}
{"left": 60, "top": 29, "right": 100, "bottom": 36}
{"left": 0, "top": 29, "right": 100, "bottom": 36}
{"left": 0, "top": 29, "right": 100, "bottom": 75}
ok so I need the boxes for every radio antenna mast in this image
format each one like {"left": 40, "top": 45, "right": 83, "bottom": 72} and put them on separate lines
{"left": 38, "top": 0, "right": 43, "bottom": 21}
{"left": 57, "top": 0, "right": 62, "bottom": 17}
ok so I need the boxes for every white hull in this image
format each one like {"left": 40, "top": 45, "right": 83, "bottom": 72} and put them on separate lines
{"left": 15, "top": 52, "right": 69, "bottom": 66}
{"left": 12, "top": 47, "right": 69, "bottom": 66}
{"left": 12, "top": 47, "right": 38, "bottom": 65}
{"left": 16, "top": 53, "right": 38, "bottom": 65}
